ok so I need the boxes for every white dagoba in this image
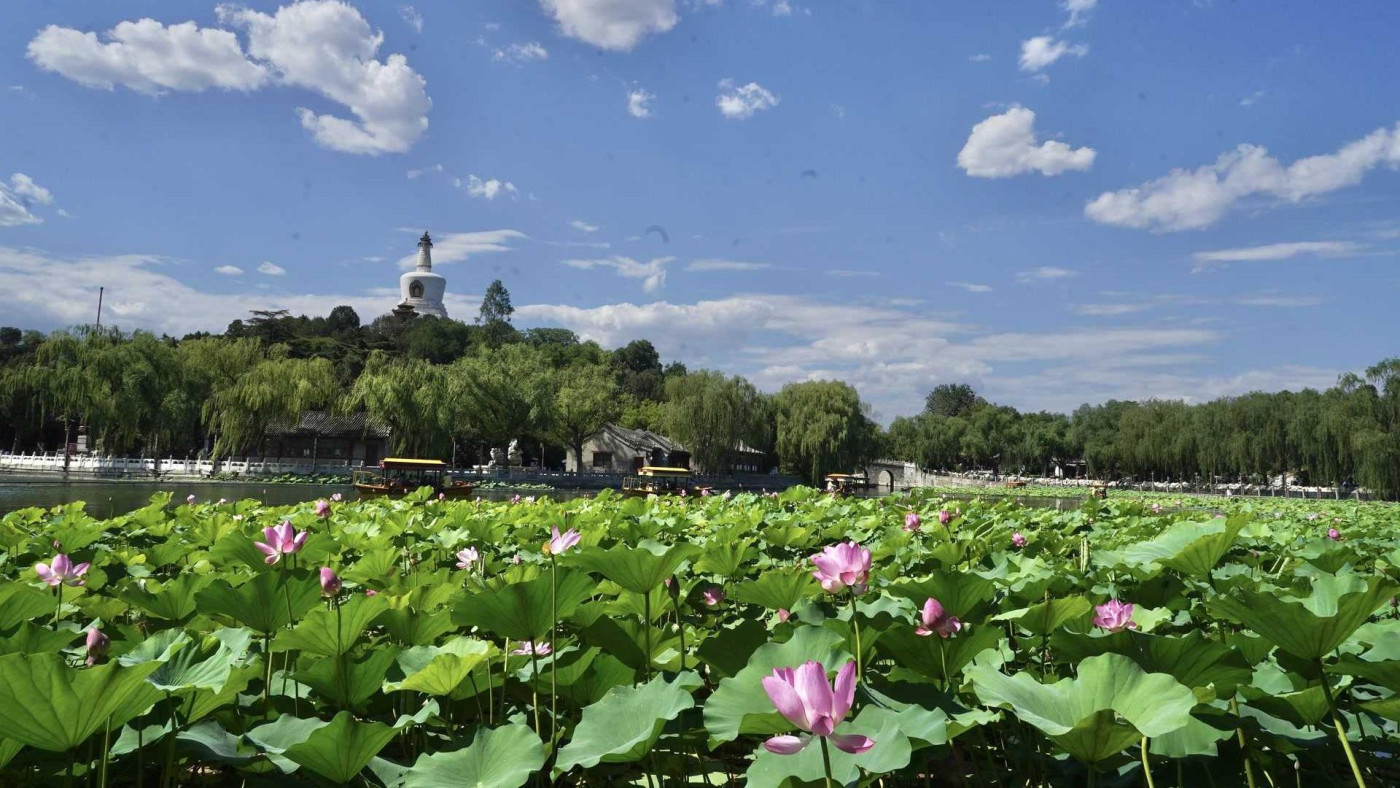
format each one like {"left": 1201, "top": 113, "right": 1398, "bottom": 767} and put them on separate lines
{"left": 398, "top": 231, "right": 448, "bottom": 318}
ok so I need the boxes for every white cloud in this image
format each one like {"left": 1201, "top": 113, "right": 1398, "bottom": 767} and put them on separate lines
{"left": 562, "top": 255, "right": 672, "bottom": 292}
{"left": 406, "top": 163, "right": 443, "bottom": 179}
{"left": 8, "top": 174, "right": 54, "bottom": 206}
{"left": 1240, "top": 90, "right": 1264, "bottom": 107}
{"left": 257, "top": 261, "right": 286, "bottom": 276}
{"left": 493, "top": 42, "right": 549, "bottom": 63}
{"left": 826, "top": 269, "right": 879, "bottom": 278}
{"left": 214, "top": 265, "right": 244, "bottom": 276}
{"left": 1071, "top": 302, "right": 1151, "bottom": 316}
{"left": 463, "top": 175, "right": 518, "bottom": 200}
{"left": 221, "top": 1, "right": 432, "bottom": 155}
{"left": 968, "top": 53, "right": 992, "bottom": 63}
{"left": 538, "top": 0, "right": 678, "bottom": 51}
{"left": 626, "top": 88, "right": 655, "bottom": 118}
{"left": 1086, "top": 122, "right": 1400, "bottom": 232}
{"left": 771, "top": 1, "right": 794, "bottom": 16}
{"left": 716, "top": 79, "right": 779, "bottom": 120}
{"left": 1191, "top": 240, "right": 1365, "bottom": 267}
{"left": 398, "top": 5, "right": 423, "bottom": 33}
{"left": 947, "top": 281, "right": 993, "bottom": 293}
{"left": 830, "top": 103, "right": 846, "bottom": 120}
{"left": 1018, "top": 36, "right": 1088, "bottom": 72}
{"left": 396, "top": 229, "right": 526, "bottom": 269}
{"left": 570, "top": 219, "right": 600, "bottom": 233}
{"left": 687, "top": 259, "right": 771, "bottom": 272}
{"left": 1062, "top": 0, "right": 1097, "bottom": 28}
{"left": 30, "top": 3, "right": 431, "bottom": 155}
{"left": 1016, "top": 266, "right": 1077, "bottom": 282}
{"left": 0, "top": 173, "right": 56, "bottom": 227}
{"left": 56, "top": 209, "right": 71, "bottom": 219}
{"left": 957, "top": 106, "right": 1095, "bottom": 177}
{"left": 1233, "top": 294, "right": 1321, "bottom": 308}
{"left": 27, "top": 18, "right": 269, "bottom": 95}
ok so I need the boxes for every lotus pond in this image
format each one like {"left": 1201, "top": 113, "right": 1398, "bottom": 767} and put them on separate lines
{"left": 0, "top": 488, "right": 1397, "bottom": 787}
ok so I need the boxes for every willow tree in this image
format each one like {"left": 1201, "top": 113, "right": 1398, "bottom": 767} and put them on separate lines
{"left": 446, "top": 344, "right": 553, "bottom": 450}
{"left": 663, "top": 370, "right": 765, "bottom": 474}
{"left": 205, "top": 352, "right": 338, "bottom": 459}
{"left": 774, "top": 379, "right": 876, "bottom": 484}
{"left": 544, "top": 362, "right": 622, "bottom": 471}
{"left": 342, "top": 352, "right": 451, "bottom": 458}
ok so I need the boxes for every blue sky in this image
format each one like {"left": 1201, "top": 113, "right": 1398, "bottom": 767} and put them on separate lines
{"left": 1, "top": 0, "right": 1398, "bottom": 419}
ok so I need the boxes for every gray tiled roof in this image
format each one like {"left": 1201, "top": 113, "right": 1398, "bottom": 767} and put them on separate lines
{"left": 601, "top": 423, "right": 685, "bottom": 453}
{"left": 266, "top": 410, "right": 391, "bottom": 437}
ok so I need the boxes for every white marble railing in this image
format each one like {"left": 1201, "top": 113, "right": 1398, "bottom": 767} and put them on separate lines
{"left": 0, "top": 452, "right": 363, "bottom": 478}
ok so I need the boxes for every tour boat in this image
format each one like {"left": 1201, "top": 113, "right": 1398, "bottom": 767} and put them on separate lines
{"left": 621, "top": 466, "right": 707, "bottom": 497}
{"left": 823, "top": 473, "right": 864, "bottom": 496}
{"left": 352, "top": 457, "right": 475, "bottom": 498}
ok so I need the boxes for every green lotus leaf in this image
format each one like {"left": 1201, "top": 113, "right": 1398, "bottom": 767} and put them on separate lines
{"left": 276, "top": 594, "right": 389, "bottom": 656}
{"left": 0, "top": 738, "right": 23, "bottom": 769}
{"left": 0, "top": 583, "right": 59, "bottom": 630}
{"left": 732, "top": 567, "right": 820, "bottom": 612}
{"left": 245, "top": 714, "right": 330, "bottom": 773}
{"left": 453, "top": 570, "right": 595, "bottom": 642}
{"left": 280, "top": 710, "right": 399, "bottom": 784}
{"left": 889, "top": 571, "right": 998, "bottom": 620}
{"left": 1209, "top": 574, "right": 1396, "bottom": 661}
{"left": 992, "top": 596, "right": 1093, "bottom": 636}
{"left": 117, "top": 573, "right": 214, "bottom": 623}
{"left": 1360, "top": 697, "right": 1400, "bottom": 722}
{"left": 0, "top": 622, "right": 78, "bottom": 656}
{"left": 703, "top": 625, "right": 850, "bottom": 747}
{"left": 968, "top": 653, "right": 1197, "bottom": 764}
{"left": 1050, "top": 630, "right": 1253, "bottom": 696}
{"left": 378, "top": 607, "right": 458, "bottom": 646}
{"left": 394, "top": 724, "right": 546, "bottom": 788}
{"left": 385, "top": 637, "right": 494, "bottom": 696}
{"left": 1327, "top": 654, "right": 1400, "bottom": 691}
{"left": 565, "top": 542, "right": 700, "bottom": 594}
{"left": 195, "top": 571, "right": 322, "bottom": 634}
{"left": 1147, "top": 708, "right": 1236, "bottom": 758}
{"left": 877, "top": 625, "right": 1003, "bottom": 687}
{"left": 174, "top": 719, "right": 259, "bottom": 766}
{"left": 186, "top": 662, "right": 261, "bottom": 722}
{"left": 138, "top": 631, "right": 234, "bottom": 693}
{"left": 1239, "top": 684, "right": 1330, "bottom": 727}
{"left": 697, "top": 618, "right": 770, "bottom": 680}
{"left": 1102, "top": 515, "right": 1247, "bottom": 577}
{"left": 695, "top": 536, "right": 758, "bottom": 578}
{"left": 557, "top": 652, "right": 637, "bottom": 707}
{"left": 0, "top": 653, "right": 163, "bottom": 752}
{"left": 554, "top": 670, "right": 701, "bottom": 774}
{"left": 296, "top": 647, "right": 400, "bottom": 711}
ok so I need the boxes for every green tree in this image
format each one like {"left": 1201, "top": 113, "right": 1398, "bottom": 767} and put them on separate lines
{"left": 205, "top": 353, "right": 338, "bottom": 459}
{"left": 774, "top": 380, "right": 877, "bottom": 484}
{"left": 662, "top": 371, "right": 764, "bottom": 474}
{"left": 446, "top": 344, "right": 552, "bottom": 450}
{"left": 342, "top": 352, "right": 452, "bottom": 458}
{"left": 612, "top": 339, "right": 664, "bottom": 401}
{"left": 923, "top": 383, "right": 984, "bottom": 418}
{"left": 545, "top": 363, "right": 623, "bottom": 471}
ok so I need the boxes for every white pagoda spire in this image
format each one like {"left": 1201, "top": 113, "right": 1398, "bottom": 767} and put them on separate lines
{"left": 398, "top": 230, "right": 448, "bottom": 318}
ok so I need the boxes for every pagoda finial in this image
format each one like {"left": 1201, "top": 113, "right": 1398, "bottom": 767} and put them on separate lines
{"left": 419, "top": 230, "right": 432, "bottom": 248}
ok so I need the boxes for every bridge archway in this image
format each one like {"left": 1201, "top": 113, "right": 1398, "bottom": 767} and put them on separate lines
{"left": 877, "top": 469, "right": 895, "bottom": 490}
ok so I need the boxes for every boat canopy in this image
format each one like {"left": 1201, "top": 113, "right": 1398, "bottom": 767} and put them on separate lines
{"left": 382, "top": 458, "right": 448, "bottom": 470}
{"left": 638, "top": 466, "right": 691, "bottom": 476}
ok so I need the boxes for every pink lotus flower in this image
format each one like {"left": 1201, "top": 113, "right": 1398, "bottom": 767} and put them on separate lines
{"left": 438, "top": 492, "right": 446, "bottom": 501}
{"left": 762, "top": 661, "right": 874, "bottom": 755}
{"left": 186, "top": 494, "right": 197, "bottom": 505}
{"left": 1011, "top": 532, "right": 1026, "bottom": 548}
{"left": 512, "top": 640, "right": 552, "bottom": 656}
{"left": 253, "top": 521, "right": 307, "bottom": 565}
{"left": 364, "top": 588, "right": 378, "bottom": 597}
{"left": 512, "top": 553, "right": 522, "bottom": 565}
{"left": 331, "top": 493, "right": 343, "bottom": 502}
{"left": 1093, "top": 599, "right": 1138, "bottom": 632}
{"left": 1327, "top": 527, "right": 1342, "bottom": 541}
{"left": 915, "top": 597, "right": 962, "bottom": 638}
{"left": 703, "top": 587, "right": 726, "bottom": 606}
{"left": 545, "top": 525, "right": 581, "bottom": 556}
{"left": 455, "top": 547, "right": 480, "bottom": 570}
{"left": 314, "top": 499, "right": 331, "bottom": 518}
{"left": 701, "top": 488, "right": 711, "bottom": 497}
{"left": 811, "top": 541, "right": 871, "bottom": 595}
{"left": 85, "top": 626, "right": 109, "bottom": 666}
{"left": 319, "top": 567, "right": 341, "bottom": 596}
{"left": 903, "top": 512, "right": 921, "bottom": 532}
{"left": 1307, "top": 513, "right": 1319, "bottom": 521}
{"left": 777, "top": 608, "right": 791, "bottom": 623}
{"left": 1150, "top": 503, "right": 1162, "bottom": 515}
{"left": 34, "top": 553, "right": 90, "bottom": 587}
{"left": 510, "top": 494, "right": 521, "bottom": 504}
{"left": 938, "top": 510, "right": 951, "bottom": 526}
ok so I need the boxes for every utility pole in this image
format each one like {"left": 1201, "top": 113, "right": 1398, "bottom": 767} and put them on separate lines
{"left": 95, "top": 286, "right": 104, "bottom": 329}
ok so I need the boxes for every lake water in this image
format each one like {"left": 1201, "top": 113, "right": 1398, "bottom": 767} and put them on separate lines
{"left": 0, "top": 476, "right": 593, "bottom": 516}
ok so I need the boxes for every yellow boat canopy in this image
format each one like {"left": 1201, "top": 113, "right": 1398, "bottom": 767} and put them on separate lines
{"left": 639, "top": 466, "right": 691, "bottom": 475}
{"left": 382, "top": 458, "right": 448, "bottom": 469}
